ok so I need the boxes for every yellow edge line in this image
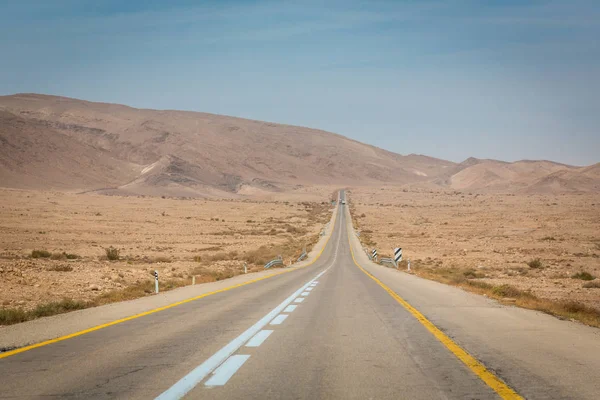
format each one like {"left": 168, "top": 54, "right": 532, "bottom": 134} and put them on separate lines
{"left": 0, "top": 205, "right": 339, "bottom": 360}
{"left": 348, "top": 235, "right": 523, "bottom": 400}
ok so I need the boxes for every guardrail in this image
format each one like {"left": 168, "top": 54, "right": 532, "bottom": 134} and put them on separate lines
{"left": 264, "top": 256, "right": 284, "bottom": 269}
{"left": 297, "top": 248, "right": 307, "bottom": 262}
{"left": 380, "top": 257, "right": 396, "bottom": 267}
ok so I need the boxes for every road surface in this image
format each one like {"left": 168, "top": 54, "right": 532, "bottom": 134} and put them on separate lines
{"left": 1, "top": 191, "right": 599, "bottom": 399}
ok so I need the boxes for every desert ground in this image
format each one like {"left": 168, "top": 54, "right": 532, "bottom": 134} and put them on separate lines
{"left": 0, "top": 188, "right": 333, "bottom": 316}
{"left": 350, "top": 186, "right": 600, "bottom": 311}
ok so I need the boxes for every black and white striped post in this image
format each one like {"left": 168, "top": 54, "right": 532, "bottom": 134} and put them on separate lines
{"left": 154, "top": 270, "right": 159, "bottom": 294}
{"left": 393, "top": 248, "right": 402, "bottom": 268}
{"left": 372, "top": 249, "right": 378, "bottom": 262}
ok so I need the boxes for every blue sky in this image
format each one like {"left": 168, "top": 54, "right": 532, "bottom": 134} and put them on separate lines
{"left": 1, "top": 0, "right": 599, "bottom": 165}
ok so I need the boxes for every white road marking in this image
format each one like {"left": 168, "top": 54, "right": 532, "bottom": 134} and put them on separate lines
{"left": 283, "top": 305, "right": 297, "bottom": 313}
{"left": 310, "top": 282, "right": 318, "bottom": 286}
{"left": 246, "top": 330, "right": 273, "bottom": 348}
{"left": 204, "top": 355, "right": 250, "bottom": 387}
{"left": 294, "top": 298, "right": 305, "bottom": 303}
{"left": 270, "top": 314, "right": 288, "bottom": 325}
{"left": 306, "top": 287, "right": 313, "bottom": 292}
{"left": 156, "top": 206, "right": 344, "bottom": 399}
{"left": 155, "top": 268, "right": 329, "bottom": 400}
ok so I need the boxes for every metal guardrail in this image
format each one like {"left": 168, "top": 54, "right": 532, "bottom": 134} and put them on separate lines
{"left": 264, "top": 257, "right": 284, "bottom": 269}
{"left": 297, "top": 250, "right": 307, "bottom": 262}
{"left": 380, "top": 257, "right": 396, "bottom": 267}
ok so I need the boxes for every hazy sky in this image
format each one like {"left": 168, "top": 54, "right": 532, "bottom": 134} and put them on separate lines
{"left": 1, "top": 0, "right": 599, "bottom": 165}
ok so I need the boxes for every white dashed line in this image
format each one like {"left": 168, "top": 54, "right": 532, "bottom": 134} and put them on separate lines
{"left": 204, "top": 355, "right": 250, "bottom": 387}
{"left": 155, "top": 268, "right": 329, "bottom": 400}
{"left": 155, "top": 207, "right": 344, "bottom": 398}
{"left": 246, "top": 330, "right": 273, "bottom": 348}
{"left": 283, "top": 305, "right": 297, "bottom": 313}
{"left": 270, "top": 314, "right": 288, "bottom": 325}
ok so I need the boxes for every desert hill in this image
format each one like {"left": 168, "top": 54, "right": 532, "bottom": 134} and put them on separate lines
{"left": 0, "top": 93, "right": 597, "bottom": 196}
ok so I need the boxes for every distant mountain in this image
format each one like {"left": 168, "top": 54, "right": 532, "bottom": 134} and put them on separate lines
{"left": 0, "top": 93, "right": 597, "bottom": 196}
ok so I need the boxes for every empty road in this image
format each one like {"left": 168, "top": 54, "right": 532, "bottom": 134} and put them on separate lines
{"left": 1, "top": 191, "right": 599, "bottom": 399}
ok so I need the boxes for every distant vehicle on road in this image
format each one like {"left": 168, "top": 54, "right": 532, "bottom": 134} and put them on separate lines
{"left": 341, "top": 200, "right": 346, "bottom": 205}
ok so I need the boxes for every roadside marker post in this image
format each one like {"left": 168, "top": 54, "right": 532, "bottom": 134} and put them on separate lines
{"left": 244, "top": 262, "right": 248, "bottom": 274}
{"left": 407, "top": 259, "right": 411, "bottom": 272}
{"left": 154, "top": 270, "right": 159, "bottom": 294}
{"left": 393, "top": 248, "right": 402, "bottom": 268}
{"left": 372, "top": 249, "right": 377, "bottom": 262}
{"left": 192, "top": 276, "right": 196, "bottom": 285}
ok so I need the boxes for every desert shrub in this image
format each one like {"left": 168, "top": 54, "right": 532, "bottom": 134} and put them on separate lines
{"left": 153, "top": 256, "right": 172, "bottom": 263}
{"left": 492, "top": 284, "right": 523, "bottom": 298}
{"left": 31, "top": 299, "right": 87, "bottom": 318}
{"left": 463, "top": 269, "right": 485, "bottom": 279}
{"left": 527, "top": 258, "right": 543, "bottom": 269}
{"left": 571, "top": 271, "right": 595, "bottom": 281}
{"left": 105, "top": 247, "right": 120, "bottom": 261}
{"left": 193, "top": 255, "right": 202, "bottom": 262}
{"left": 467, "top": 280, "right": 493, "bottom": 290}
{"left": 0, "top": 299, "right": 88, "bottom": 325}
{"left": 50, "top": 252, "right": 66, "bottom": 260}
{"left": 31, "top": 250, "right": 51, "bottom": 258}
{"left": 49, "top": 252, "right": 79, "bottom": 260}
{"left": 285, "top": 224, "right": 307, "bottom": 235}
{"left": 541, "top": 236, "right": 556, "bottom": 241}
{"left": 47, "top": 264, "right": 73, "bottom": 272}
{"left": 206, "top": 252, "right": 229, "bottom": 262}
{"left": 583, "top": 281, "right": 600, "bottom": 288}
{"left": 561, "top": 301, "right": 591, "bottom": 314}
{"left": 0, "top": 308, "right": 29, "bottom": 325}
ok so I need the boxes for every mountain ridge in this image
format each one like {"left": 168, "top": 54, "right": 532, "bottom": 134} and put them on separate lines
{"left": 0, "top": 93, "right": 597, "bottom": 196}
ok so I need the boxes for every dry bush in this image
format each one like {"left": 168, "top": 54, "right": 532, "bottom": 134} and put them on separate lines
{"left": 571, "top": 271, "right": 596, "bottom": 281}
{"left": 105, "top": 247, "right": 120, "bottom": 261}
{"left": 492, "top": 284, "right": 526, "bottom": 298}
{"left": 47, "top": 264, "right": 73, "bottom": 272}
{"left": 527, "top": 258, "right": 543, "bottom": 269}
{"left": 204, "top": 252, "right": 229, "bottom": 263}
{"left": 583, "top": 281, "right": 600, "bottom": 289}
{"left": 0, "top": 299, "right": 87, "bottom": 325}
{"left": 31, "top": 250, "right": 51, "bottom": 258}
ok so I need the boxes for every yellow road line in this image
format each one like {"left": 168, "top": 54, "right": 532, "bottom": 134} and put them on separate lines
{"left": 348, "top": 236, "right": 523, "bottom": 400}
{"left": 0, "top": 205, "right": 339, "bottom": 360}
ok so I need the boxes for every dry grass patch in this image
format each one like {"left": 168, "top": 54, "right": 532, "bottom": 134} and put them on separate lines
{"left": 414, "top": 266, "right": 600, "bottom": 328}
{"left": 572, "top": 271, "right": 596, "bottom": 281}
{"left": 47, "top": 264, "right": 73, "bottom": 272}
{"left": 30, "top": 249, "right": 51, "bottom": 258}
{"left": 0, "top": 299, "right": 87, "bottom": 325}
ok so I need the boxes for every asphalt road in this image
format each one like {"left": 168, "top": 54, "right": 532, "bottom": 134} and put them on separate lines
{"left": 1, "top": 191, "right": 599, "bottom": 399}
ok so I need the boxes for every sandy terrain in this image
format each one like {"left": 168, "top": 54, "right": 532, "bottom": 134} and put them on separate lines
{"left": 0, "top": 189, "right": 333, "bottom": 312}
{"left": 349, "top": 186, "right": 600, "bottom": 311}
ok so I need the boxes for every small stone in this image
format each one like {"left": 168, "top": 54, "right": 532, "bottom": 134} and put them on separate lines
{"left": 89, "top": 284, "right": 101, "bottom": 291}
